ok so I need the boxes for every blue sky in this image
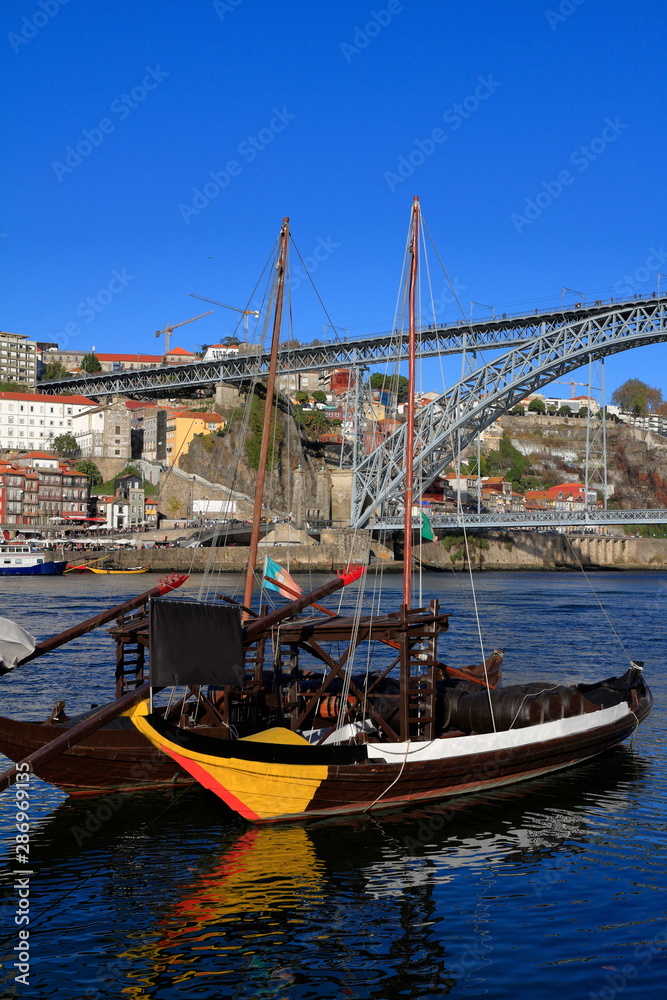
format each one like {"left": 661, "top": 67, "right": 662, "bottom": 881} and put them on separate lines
{"left": 2, "top": 0, "right": 666, "bottom": 399}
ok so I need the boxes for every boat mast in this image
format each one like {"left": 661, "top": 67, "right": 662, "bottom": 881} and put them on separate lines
{"left": 242, "top": 217, "right": 290, "bottom": 614}
{"left": 402, "top": 196, "right": 419, "bottom": 610}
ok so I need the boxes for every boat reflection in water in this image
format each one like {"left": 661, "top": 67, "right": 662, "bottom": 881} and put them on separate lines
{"left": 16, "top": 746, "right": 648, "bottom": 999}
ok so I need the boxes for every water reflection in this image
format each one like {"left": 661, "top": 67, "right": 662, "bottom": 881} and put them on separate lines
{"left": 1, "top": 571, "right": 665, "bottom": 999}
{"left": 8, "top": 746, "right": 652, "bottom": 1000}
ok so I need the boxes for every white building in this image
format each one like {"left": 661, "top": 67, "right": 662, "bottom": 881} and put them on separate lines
{"left": 0, "top": 391, "right": 95, "bottom": 453}
{"left": 0, "top": 332, "right": 38, "bottom": 388}
{"left": 202, "top": 344, "right": 240, "bottom": 362}
{"left": 72, "top": 400, "right": 132, "bottom": 459}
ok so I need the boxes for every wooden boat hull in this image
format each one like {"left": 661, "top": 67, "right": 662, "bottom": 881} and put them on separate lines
{"left": 84, "top": 567, "right": 148, "bottom": 575}
{"left": 130, "top": 672, "right": 653, "bottom": 823}
{"left": 0, "top": 714, "right": 222, "bottom": 795}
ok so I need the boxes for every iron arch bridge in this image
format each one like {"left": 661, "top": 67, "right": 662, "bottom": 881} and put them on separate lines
{"left": 39, "top": 295, "right": 665, "bottom": 399}
{"left": 351, "top": 298, "right": 667, "bottom": 528}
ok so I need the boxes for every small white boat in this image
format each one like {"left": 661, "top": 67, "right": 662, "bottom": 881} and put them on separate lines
{"left": 0, "top": 544, "right": 67, "bottom": 577}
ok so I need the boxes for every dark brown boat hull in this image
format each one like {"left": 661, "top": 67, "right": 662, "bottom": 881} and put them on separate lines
{"left": 0, "top": 715, "right": 222, "bottom": 795}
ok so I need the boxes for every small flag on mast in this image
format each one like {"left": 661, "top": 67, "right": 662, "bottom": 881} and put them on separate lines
{"left": 263, "top": 555, "right": 302, "bottom": 599}
{"left": 420, "top": 511, "right": 435, "bottom": 541}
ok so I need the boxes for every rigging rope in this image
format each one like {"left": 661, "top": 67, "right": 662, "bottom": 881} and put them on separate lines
{"left": 565, "top": 535, "right": 635, "bottom": 665}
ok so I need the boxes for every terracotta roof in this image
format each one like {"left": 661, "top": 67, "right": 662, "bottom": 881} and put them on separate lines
{"left": 0, "top": 391, "right": 95, "bottom": 404}
{"left": 17, "top": 451, "right": 59, "bottom": 459}
{"left": 166, "top": 346, "right": 195, "bottom": 357}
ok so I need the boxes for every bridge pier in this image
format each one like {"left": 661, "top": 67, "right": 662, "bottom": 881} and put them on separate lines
{"left": 215, "top": 382, "right": 240, "bottom": 408}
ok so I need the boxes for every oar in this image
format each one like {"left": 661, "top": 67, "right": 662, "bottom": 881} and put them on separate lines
{"left": 17, "top": 574, "right": 188, "bottom": 667}
{"left": 0, "top": 682, "right": 150, "bottom": 793}
{"left": 64, "top": 555, "right": 108, "bottom": 572}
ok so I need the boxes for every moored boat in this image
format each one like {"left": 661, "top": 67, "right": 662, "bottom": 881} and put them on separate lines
{"left": 128, "top": 200, "right": 655, "bottom": 824}
{"left": 0, "top": 543, "right": 67, "bottom": 576}
{"left": 130, "top": 665, "right": 652, "bottom": 822}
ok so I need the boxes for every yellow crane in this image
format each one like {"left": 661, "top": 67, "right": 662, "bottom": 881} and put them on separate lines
{"left": 189, "top": 293, "right": 259, "bottom": 338}
{"left": 155, "top": 311, "right": 213, "bottom": 357}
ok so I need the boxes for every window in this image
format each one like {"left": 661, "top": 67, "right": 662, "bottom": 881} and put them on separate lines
{"left": 115, "top": 425, "right": 121, "bottom": 435}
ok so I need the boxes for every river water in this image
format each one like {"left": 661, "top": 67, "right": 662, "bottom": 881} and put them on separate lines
{"left": 0, "top": 571, "right": 665, "bottom": 999}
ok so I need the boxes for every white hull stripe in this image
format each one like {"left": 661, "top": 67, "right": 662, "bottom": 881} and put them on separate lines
{"left": 365, "top": 702, "right": 631, "bottom": 763}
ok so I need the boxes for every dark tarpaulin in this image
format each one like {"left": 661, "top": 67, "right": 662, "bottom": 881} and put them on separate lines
{"left": 149, "top": 599, "right": 244, "bottom": 687}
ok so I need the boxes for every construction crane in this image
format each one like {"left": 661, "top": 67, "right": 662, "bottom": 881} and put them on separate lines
{"left": 155, "top": 311, "right": 213, "bottom": 357}
{"left": 553, "top": 379, "right": 590, "bottom": 399}
{"left": 189, "top": 293, "right": 259, "bottom": 338}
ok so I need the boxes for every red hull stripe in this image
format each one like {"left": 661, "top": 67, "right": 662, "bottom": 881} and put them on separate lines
{"left": 159, "top": 744, "right": 261, "bottom": 822}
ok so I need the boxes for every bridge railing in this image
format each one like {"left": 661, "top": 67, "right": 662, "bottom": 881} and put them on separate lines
{"left": 371, "top": 509, "right": 667, "bottom": 530}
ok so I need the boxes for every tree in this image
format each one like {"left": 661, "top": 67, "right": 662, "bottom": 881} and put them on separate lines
{"left": 294, "top": 391, "right": 309, "bottom": 404}
{"left": 368, "top": 373, "right": 410, "bottom": 403}
{"left": 611, "top": 378, "right": 663, "bottom": 416}
{"left": 510, "top": 405, "right": 524, "bottom": 416}
{"left": 81, "top": 352, "right": 102, "bottom": 373}
{"left": 222, "top": 335, "right": 241, "bottom": 346}
{"left": 558, "top": 405, "right": 572, "bottom": 417}
{"left": 311, "top": 390, "right": 327, "bottom": 404}
{"left": 43, "top": 361, "right": 69, "bottom": 380}
{"left": 466, "top": 454, "right": 488, "bottom": 476}
{"left": 74, "top": 459, "right": 103, "bottom": 486}
{"left": 52, "top": 433, "right": 79, "bottom": 456}
{"left": 528, "top": 398, "right": 545, "bottom": 414}
{"left": 299, "top": 410, "right": 334, "bottom": 436}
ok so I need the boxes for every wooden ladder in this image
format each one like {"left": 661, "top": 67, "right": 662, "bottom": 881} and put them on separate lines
{"left": 399, "top": 599, "right": 439, "bottom": 741}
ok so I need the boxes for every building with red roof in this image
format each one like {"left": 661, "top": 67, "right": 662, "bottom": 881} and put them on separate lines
{"left": 0, "top": 391, "right": 95, "bottom": 454}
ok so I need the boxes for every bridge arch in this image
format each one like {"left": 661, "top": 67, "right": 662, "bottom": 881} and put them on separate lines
{"left": 352, "top": 299, "right": 667, "bottom": 527}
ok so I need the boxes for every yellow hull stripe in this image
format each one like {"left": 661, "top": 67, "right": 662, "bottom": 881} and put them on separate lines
{"left": 130, "top": 707, "right": 328, "bottom": 821}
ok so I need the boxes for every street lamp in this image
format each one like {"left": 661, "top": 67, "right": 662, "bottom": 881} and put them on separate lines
{"left": 657, "top": 273, "right": 667, "bottom": 296}
{"left": 561, "top": 287, "right": 586, "bottom": 308}
{"left": 470, "top": 301, "right": 495, "bottom": 322}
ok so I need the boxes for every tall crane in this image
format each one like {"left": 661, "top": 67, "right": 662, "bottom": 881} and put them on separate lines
{"left": 189, "top": 293, "right": 259, "bottom": 339}
{"left": 553, "top": 379, "right": 588, "bottom": 399}
{"left": 155, "top": 311, "right": 213, "bottom": 357}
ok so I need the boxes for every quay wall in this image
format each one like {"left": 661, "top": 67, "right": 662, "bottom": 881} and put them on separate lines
{"left": 59, "top": 532, "right": 667, "bottom": 572}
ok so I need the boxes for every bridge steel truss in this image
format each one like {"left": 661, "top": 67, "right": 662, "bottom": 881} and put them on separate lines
{"left": 352, "top": 298, "right": 667, "bottom": 528}
{"left": 373, "top": 509, "right": 667, "bottom": 531}
{"left": 39, "top": 295, "right": 666, "bottom": 399}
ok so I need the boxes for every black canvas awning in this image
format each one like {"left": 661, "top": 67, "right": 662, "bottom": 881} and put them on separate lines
{"left": 149, "top": 598, "right": 244, "bottom": 687}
